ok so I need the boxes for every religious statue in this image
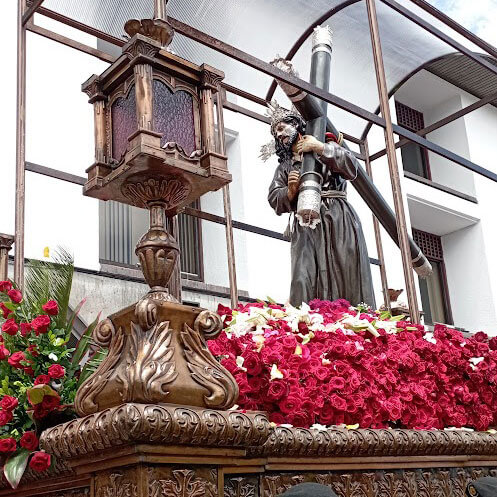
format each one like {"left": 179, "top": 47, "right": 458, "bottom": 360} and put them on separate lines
{"left": 266, "top": 105, "right": 375, "bottom": 308}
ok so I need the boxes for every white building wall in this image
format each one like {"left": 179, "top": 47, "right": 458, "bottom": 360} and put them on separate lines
{"left": 1, "top": 6, "right": 497, "bottom": 332}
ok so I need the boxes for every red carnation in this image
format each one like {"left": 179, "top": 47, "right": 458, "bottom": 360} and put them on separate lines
{"left": 41, "top": 395, "right": 60, "bottom": 410}
{"left": 8, "top": 351, "right": 26, "bottom": 369}
{"left": 31, "top": 315, "right": 51, "bottom": 335}
{"left": 20, "top": 322, "right": 32, "bottom": 337}
{"left": 7, "top": 289, "right": 22, "bottom": 304}
{"left": 0, "top": 438, "right": 16, "bottom": 453}
{"left": 47, "top": 364, "right": 65, "bottom": 379}
{"left": 0, "top": 346, "right": 10, "bottom": 360}
{"left": 1, "top": 319, "right": 18, "bottom": 336}
{"left": 20, "top": 431, "right": 39, "bottom": 451}
{"left": 0, "top": 396, "right": 18, "bottom": 411}
{"left": 42, "top": 300, "right": 58, "bottom": 316}
{"left": 0, "top": 303, "right": 11, "bottom": 319}
{"left": 29, "top": 452, "right": 51, "bottom": 472}
{"left": 0, "top": 281, "right": 12, "bottom": 293}
{"left": 0, "top": 410, "right": 13, "bottom": 426}
{"left": 34, "top": 374, "right": 50, "bottom": 385}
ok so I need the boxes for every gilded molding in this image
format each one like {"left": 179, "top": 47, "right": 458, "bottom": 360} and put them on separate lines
{"left": 40, "top": 403, "right": 271, "bottom": 459}
{"left": 254, "top": 426, "right": 497, "bottom": 458}
{"left": 261, "top": 468, "right": 497, "bottom": 497}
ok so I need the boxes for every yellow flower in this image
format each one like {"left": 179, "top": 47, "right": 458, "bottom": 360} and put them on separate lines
{"left": 43, "top": 247, "right": 50, "bottom": 258}
{"left": 294, "top": 344, "right": 302, "bottom": 356}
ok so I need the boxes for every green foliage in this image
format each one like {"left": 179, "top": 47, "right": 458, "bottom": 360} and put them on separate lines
{"left": 22, "top": 247, "right": 74, "bottom": 330}
{"left": 4, "top": 449, "right": 30, "bottom": 489}
{"left": 0, "top": 249, "right": 107, "bottom": 488}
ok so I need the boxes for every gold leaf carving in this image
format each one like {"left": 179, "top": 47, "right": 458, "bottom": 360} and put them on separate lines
{"left": 74, "top": 321, "right": 124, "bottom": 416}
{"left": 152, "top": 469, "right": 211, "bottom": 497}
{"left": 97, "top": 472, "right": 137, "bottom": 497}
{"left": 123, "top": 320, "right": 178, "bottom": 402}
{"left": 182, "top": 318, "right": 238, "bottom": 409}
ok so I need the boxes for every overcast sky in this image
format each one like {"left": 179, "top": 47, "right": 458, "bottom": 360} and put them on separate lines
{"left": 431, "top": 0, "right": 497, "bottom": 46}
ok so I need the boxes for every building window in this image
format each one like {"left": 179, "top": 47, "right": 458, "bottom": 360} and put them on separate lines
{"left": 395, "top": 101, "right": 431, "bottom": 179}
{"left": 99, "top": 200, "right": 203, "bottom": 281}
{"left": 412, "top": 229, "right": 452, "bottom": 325}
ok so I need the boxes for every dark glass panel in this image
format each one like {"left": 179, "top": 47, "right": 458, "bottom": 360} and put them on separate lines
{"left": 153, "top": 79, "right": 196, "bottom": 155}
{"left": 401, "top": 143, "right": 429, "bottom": 178}
{"left": 111, "top": 86, "right": 137, "bottom": 162}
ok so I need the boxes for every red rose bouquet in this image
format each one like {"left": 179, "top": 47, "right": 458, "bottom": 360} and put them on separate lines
{"left": 208, "top": 300, "right": 497, "bottom": 432}
{"left": 0, "top": 250, "right": 102, "bottom": 488}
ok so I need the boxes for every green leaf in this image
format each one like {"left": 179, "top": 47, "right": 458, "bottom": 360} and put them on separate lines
{"left": 26, "top": 384, "right": 59, "bottom": 406}
{"left": 266, "top": 296, "right": 276, "bottom": 304}
{"left": 4, "top": 449, "right": 30, "bottom": 489}
{"left": 390, "top": 314, "right": 405, "bottom": 322}
{"left": 71, "top": 312, "right": 101, "bottom": 367}
{"left": 77, "top": 348, "right": 107, "bottom": 388}
{"left": 22, "top": 247, "right": 74, "bottom": 329}
{"left": 65, "top": 298, "right": 86, "bottom": 341}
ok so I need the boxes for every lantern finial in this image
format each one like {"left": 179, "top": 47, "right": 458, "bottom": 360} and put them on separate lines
{"left": 124, "top": 0, "right": 174, "bottom": 47}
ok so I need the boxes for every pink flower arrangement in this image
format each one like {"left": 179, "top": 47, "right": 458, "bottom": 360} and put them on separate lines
{"left": 208, "top": 299, "right": 497, "bottom": 431}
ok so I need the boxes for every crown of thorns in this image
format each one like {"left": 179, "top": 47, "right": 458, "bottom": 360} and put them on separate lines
{"left": 266, "top": 100, "right": 305, "bottom": 135}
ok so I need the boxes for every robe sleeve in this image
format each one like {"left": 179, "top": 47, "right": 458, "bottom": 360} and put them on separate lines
{"left": 268, "top": 163, "right": 296, "bottom": 215}
{"left": 318, "top": 142, "right": 358, "bottom": 181}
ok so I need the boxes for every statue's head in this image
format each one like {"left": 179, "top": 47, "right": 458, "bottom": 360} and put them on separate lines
{"left": 271, "top": 113, "right": 306, "bottom": 163}
{"left": 259, "top": 101, "right": 306, "bottom": 164}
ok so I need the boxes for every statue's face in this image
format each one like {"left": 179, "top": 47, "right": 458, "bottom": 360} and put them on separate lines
{"left": 274, "top": 121, "right": 298, "bottom": 149}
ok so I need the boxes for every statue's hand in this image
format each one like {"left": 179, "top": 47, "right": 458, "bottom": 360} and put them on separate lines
{"left": 296, "top": 135, "right": 325, "bottom": 155}
{"left": 287, "top": 170, "right": 300, "bottom": 202}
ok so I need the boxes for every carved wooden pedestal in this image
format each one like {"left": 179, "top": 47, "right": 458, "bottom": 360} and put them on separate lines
{"left": 39, "top": 403, "right": 270, "bottom": 497}
{"left": 4, "top": 422, "right": 497, "bottom": 496}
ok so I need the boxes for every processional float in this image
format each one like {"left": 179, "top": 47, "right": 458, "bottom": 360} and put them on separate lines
{"left": 32, "top": 6, "right": 495, "bottom": 497}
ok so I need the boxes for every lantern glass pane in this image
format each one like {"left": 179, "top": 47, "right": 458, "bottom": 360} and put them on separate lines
{"left": 111, "top": 86, "right": 137, "bottom": 162}
{"left": 153, "top": 80, "right": 196, "bottom": 155}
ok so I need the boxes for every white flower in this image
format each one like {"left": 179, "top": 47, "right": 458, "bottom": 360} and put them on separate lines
{"left": 252, "top": 335, "right": 265, "bottom": 352}
{"left": 270, "top": 364, "right": 284, "bottom": 380}
{"left": 236, "top": 356, "right": 247, "bottom": 371}
{"left": 469, "top": 357, "right": 484, "bottom": 370}
{"left": 310, "top": 423, "right": 328, "bottom": 431}
{"left": 374, "top": 320, "right": 398, "bottom": 334}
{"left": 48, "top": 353, "right": 58, "bottom": 361}
{"left": 423, "top": 332, "right": 437, "bottom": 344}
{"left": 341, "top": 313, "right": 380, "bottom": 337}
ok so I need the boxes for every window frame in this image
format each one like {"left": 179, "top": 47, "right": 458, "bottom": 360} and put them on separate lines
{"left": 395, "top": 101, "right": 432, "bottom": 181}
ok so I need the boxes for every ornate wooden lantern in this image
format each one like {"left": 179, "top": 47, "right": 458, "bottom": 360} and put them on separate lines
{"left": 74, "top": 1, "right": 239, "bottom": 416}
{"left": 81, "top": 1, "right": 230, "bottom": 303}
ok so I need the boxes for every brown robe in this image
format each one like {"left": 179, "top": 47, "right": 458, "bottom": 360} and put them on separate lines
{"left": 268, "top": 143, "right": 375, "bottom": 307}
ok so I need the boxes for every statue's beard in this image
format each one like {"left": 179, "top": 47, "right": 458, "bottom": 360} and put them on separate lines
{"left": 275, "top": 127, "right": 299, "bottom": 161}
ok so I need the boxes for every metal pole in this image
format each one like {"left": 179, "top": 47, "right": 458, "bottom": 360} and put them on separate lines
{"left": 365, "top": 0, "right": 420, "bottom": 322}
{"left": 361, "top": 140, "right": 390, "bottom": 311}
{"left": 22, "top": 0, "right": 44, "bottom": 26}
{"left": 154, "top": 0, "right": 167, "bottom": 21}
{"left": 15, "top": 0, "right": 27, "bottom": 291}
{"left": 216, "top": 91, "right": 238, "bottom": 308}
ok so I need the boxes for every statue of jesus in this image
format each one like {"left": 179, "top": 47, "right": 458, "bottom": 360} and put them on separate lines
{"left": 267, "top": 107, "right": 375, "bottom": 308}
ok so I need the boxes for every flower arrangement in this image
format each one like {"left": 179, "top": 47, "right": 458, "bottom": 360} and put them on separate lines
{"left": 208, "top": 299, "right": 497, "bottom": 432}
{"left": 0, "top": 250, "right": 101, "bottom": 488}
